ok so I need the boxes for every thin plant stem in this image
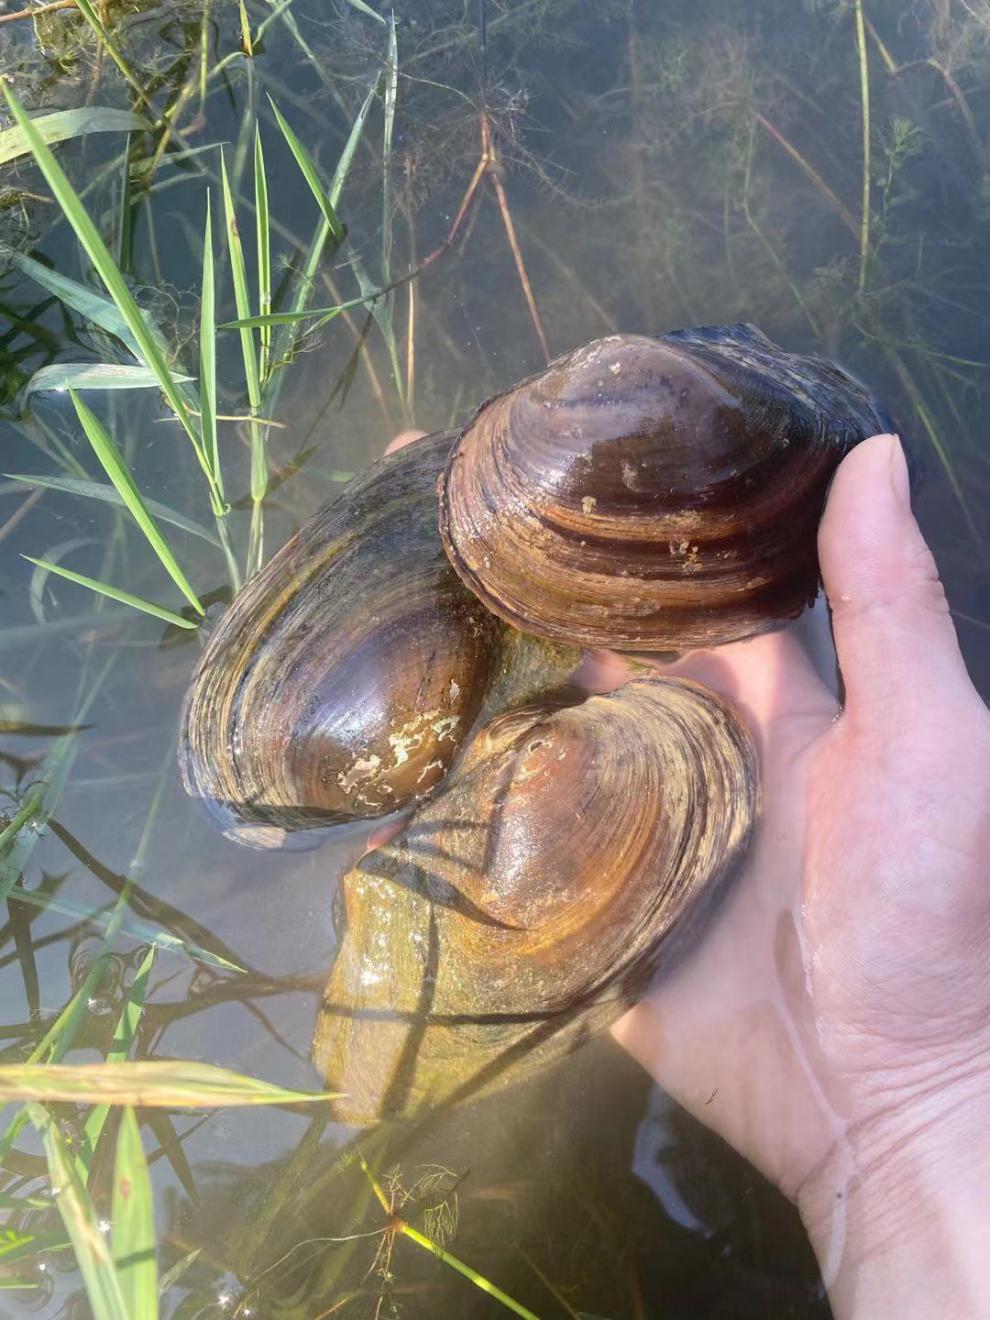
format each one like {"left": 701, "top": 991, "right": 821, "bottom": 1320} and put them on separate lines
{"left": 356, "top": 1154, "right": 542, "bottom": 1320}
{"left": 884, "top": 347, "right": 980, "bottom": 545}
{"left": 927, "top": 58, "right": 985, "bottom": 165}
{"left": 405, "top": 277, "right": 416, "bottom": 415}
{"left": 853, "top": 0, "right": 871, "bottom": 293}
{"left": 0, "top": 0, "right": 75, "bottom": 24}
{"left": 742, "top": 122, "right": 821, "bottom": 337}
{"left": 756, "top": 113, "right": 858, "bottom": 237}
{"left": 72, "top": 0, "right": 154, "bottom": 116}
{"left": 199, "top": 0, "right": 211, "bottom": 111}
{"left": 399, "top": 1221, "right": 543, "bottom": 1320}
{"left": 481, "top": 114, "right": 549, "bottom": 362}
{"left": 864, "top": 14, "right": 898, "bottom": 74}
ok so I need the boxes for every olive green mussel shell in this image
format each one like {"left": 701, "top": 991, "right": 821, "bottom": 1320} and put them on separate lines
{"left": 313, "top": 677, "right": 757, "bottom": 1122}
{"left": 178, "top": 433, "right": 507, "bottom": 841}
{"left": 439, "top": 324, "right": 889, "bottom": 651}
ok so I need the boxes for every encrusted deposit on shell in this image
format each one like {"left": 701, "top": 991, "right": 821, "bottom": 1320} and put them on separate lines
{"left": 313, "top": 678, "right": 757, "bottom": 1121}
{"left": 439, "top": 323, "right": 888, "bottom": 650}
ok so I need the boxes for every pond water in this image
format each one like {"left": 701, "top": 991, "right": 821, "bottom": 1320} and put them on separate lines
{"left": 1, "top": 0, "right": 989, "bottom": 1315}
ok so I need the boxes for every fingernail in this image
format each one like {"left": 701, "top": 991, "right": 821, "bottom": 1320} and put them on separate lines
{"left": 885, "top": 433, "right": 910, "bottom": 510}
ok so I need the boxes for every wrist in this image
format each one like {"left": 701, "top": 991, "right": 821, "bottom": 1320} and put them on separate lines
{"left": 798, "top": 1074, "right": 990, "bottom": 1320}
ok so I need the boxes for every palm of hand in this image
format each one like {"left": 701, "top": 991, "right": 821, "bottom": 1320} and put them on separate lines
{"left": 592, "top": 626, "right": 840, "bottom": 1199}
{"left": 609, "top": 604, "right": 990, "bottom": 1212}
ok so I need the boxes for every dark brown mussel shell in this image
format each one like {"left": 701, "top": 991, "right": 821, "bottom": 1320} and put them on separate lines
{"left": 313, "top": 677, "right": 757, "bottom": 1121}
{"left": 179, "top": 433, "right": 506, "bottom": 843}
{"left": 439, "top": 324, "right": 889, "bottom": 650}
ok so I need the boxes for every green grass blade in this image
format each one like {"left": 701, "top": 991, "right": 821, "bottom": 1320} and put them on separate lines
{"left": 0, "top": 658, "right": 112, "bottom": 900}
{"left": 379, "top": 15, "right": 405, "bottom": 412}
{"left": 2, "top": 1063, "right": 339, "bottom": 1108}
{"left": 71, "top": 0, "right": 149, "bottom": 110}
{"left": 0, "top": 612, "right": 129, "bottom": 650}
{"left": 219, "top": 149, "right": 261, "bottom": 406}
{"left": 10, "top": 252, "right": 146, "bottom": 360}
{"left": 268, "top": 97, "right": 344, "bottom": 242}
{"left": 0, "top": 787, "right": 45, "bottom": 860}
{"left": 69, "top": 389, "right": 203, "bottom": 614}
{"left": 112, "top": 1108, "right": 158, "bottom": 1319}
{"left": 79, "top": 947, "right": 157, "bottom": 1179}
{"left": 342, "top": 0, "right": 386, "bottom": 23}
{"left": 199, "top": 191, "right": 220, "bottom": 496}
{"left": 158, "top": 1247, "right": 201, "bottom": 1295}
{"left": 254, "top": 128, "right": 272, "bottom": 384}
{"left": 0, "top": 85, "right": 202, "bottom": 455}
{"left": 0, "top": 1229, "right": 70, "bottom": 1265}
{"left": 27, "top": 1103, "right": 129, "bottom": 1320}
{"left": 222, "top": 291, "right": 376, "bottom": 329}
{"left": 382, "top": 13, "right": 397, "bottom": 290}
{"left": 267, "top": 76, "right": 379, "bottom": 400}
{"left": 329, "top": 78, "right": 378, "bottom": 209}
{"left": 400, "top": 1221, "right": 542, "bottom": 1320}
{"left": 6, "top": 473, "right": 221, "bottom": 546}
{"left": 116, "top": 128, "right": 132, "bottom": 269}
{"left": 22, "top": 557, "right": 198, "bottom": 630}
{"left": 219, "top": 151, "right": 264, "bottom": 503}
{"left": 7, "top": 885, "right": 243, "bottom": 971}
{"left": 23, "top": 363, "right": 192, "bottom": 401}
{"left": 0, "top": 858, "right": 130, "bottom": 1162}
{"left": 0, "top": 107, "right": 149, "bottom": 166}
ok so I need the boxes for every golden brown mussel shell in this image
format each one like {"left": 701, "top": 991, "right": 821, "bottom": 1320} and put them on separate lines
{"left": 439, "top": 324, "right": 889, "bottom": 650}
{"left": 179, "top": 433, "right": 507, "bottom": 841}
{"left": 314, "top": 678, "right": 757, "bottom": 1122}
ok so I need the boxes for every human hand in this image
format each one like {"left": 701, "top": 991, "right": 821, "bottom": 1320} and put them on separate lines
{"left": 606, "top": 434, "right": 990, "bottom": 1317}
{"left": 386, "top": 425, "right": 990, "bottom": 1314}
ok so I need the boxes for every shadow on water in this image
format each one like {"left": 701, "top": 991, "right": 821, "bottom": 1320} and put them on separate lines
{"left": 1, "top": 0, "right": 989, "bottom": 1314}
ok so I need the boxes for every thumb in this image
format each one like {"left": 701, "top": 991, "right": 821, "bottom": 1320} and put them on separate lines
{"left": 818, "top": 432, "right": 972, "bottom": 732}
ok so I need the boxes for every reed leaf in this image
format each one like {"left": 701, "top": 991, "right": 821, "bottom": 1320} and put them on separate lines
{"left": 199, "top": 192, "right": 220, "bottom": 497}
{"left": 6, "top": 885, "right": 243, "bottom": 972}
{"left": 23, "top": 363, "right": 192, "bottom": 401}
{"left": 0, "top": 659, "right": 111, "bottom": 900}
{"left": 343, "top": 0, "right": 386, "bottom": 22}
{"left": 27, "top": 1103, "right": 129, "bottom": 1320}
{"left": 5, "top": 473, "right": 221, "bottom": 546}
{"left": 254, "top": 127, "right": 272, "bottom": 384}
{"left": 79, "top": 947, "right": 157, "bottom": 1179}
{"left": 219, "top": 151, "right": 264, "bottom": 502}
{"left": 268, "top": 97, "right": 344, "bottom": 242}
{"left": 112, "top": 1109, "right": 158, "bottom": 1319}
{"left": 222, "top": 291, "right": 376, "bottom": 330}
{"left": 268, "top": 75, "right": 379, "bottom": 395}
{"left": 0, "top": 85, "right": 202, "bottom": 455}
{"left": 22, "top": 557, "right": 198, "bottom": 630}
{"left": 0, "top": 107, "right": 149, "bottom": 167}
{"left": 10, "top": 252, "right": 147, "bottom": 360}
{"left": 69, "top": 389, "right": 203, "bottom": 615}
{"left": 1, "top": 1063, "right": 339, "bottom": 1108}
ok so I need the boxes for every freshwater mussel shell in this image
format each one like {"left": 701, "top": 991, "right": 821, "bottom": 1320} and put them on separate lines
{"left": 439, "top": 324, "right": 889, "bottom": 651}
{"left": 314, "top": 677, "right": 757, "bottom": 1121}
{"left": 178, "top": 433, "right": 504, "bottom": 841}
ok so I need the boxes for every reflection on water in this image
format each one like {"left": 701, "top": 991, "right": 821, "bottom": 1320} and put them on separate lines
{"left": 2, "top": 0, "right": 989, "bottom": 1314}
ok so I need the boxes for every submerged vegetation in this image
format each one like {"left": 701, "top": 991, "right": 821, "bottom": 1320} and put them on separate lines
{"left": 0, "top": 0, "right": 988, "bottom": 1314}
